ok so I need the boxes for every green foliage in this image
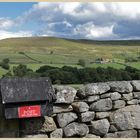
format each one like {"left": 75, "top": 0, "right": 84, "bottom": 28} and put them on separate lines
{"left": 36, "top": 65, "right": 140, "bottom": 84}
{"left": 13, "top": 64, "right": 33, "bottom": 77}
{"left": 18, "top": 52, "right": 25, "bottom": 55}
{"left": 0, "top": 58, "right": 10, "bottom": 70}
{"left": 78, "top": 59, "right": 86, "bottom": 67}
{"left": 2, "top": 63, "right": 140, "bottom": 84}
{"left": 2, "top": 70, "right": 13, "bottom": 78}
{"left": 125, "top": 56, "right": 139, "bottom": 62}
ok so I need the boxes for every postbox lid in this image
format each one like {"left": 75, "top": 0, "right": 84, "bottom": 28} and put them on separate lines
{"left": 0, "top": 77, "right": 55, "bottom": 104}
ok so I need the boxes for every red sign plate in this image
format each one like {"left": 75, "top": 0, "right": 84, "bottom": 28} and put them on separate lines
{"left": 18, "top": 105, "right": 41, "bottom": 118}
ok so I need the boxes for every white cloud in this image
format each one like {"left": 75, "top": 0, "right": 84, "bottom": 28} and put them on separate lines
{"left": 2, "top": 2, "right": 140, "bottom": 40}
{"left": 0, "top": 18, "right": 14, "bottom": 29}
{"left": 24, "top": 2, "right": 140, "bottom": 40}
{"left": 109, "top": 3, "right": 140, "bottom": 20}
{"left": 73, "top": 22, "right": 117, "bottom": 39}
{"left": 0, "top": 30, "right": 32, "bottom": 40}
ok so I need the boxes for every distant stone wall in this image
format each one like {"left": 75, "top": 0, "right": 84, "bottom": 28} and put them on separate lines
{"left": 20, "top": 80, "right": 140, "bottom": 138}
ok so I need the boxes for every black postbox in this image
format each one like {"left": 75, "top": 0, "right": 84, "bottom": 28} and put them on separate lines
{"left": 0, "top": 77, "right": 56, "bottom": 119}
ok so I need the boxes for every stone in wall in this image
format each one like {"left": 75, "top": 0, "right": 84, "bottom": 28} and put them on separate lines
{"left": 119, "top": 105, "right": 140, "bottom": 129}
{"left": 84, "top": 95, "right": 100, "bottom": 103}
{"left": 109, "top": 125, "right": 118, "bottom": 132}
{"left": 72, "top": 102, "right": 89, "bottom": 112}
{"left": 89, "top": 119, "right": 110, "bottom": 136}
{"left": 127, "top": 99, "right": 138, "bottom": 105}
{"left": 80, "top": 111, "right": 95, "bottom": 122}
{"left": 109, "top": 105, "right": 140, "bottom": 130}
{"left": 108, "top": 81, "right": 133, "bottom": 93}
{"left": 131, "top": 80, "right": 140, "bottom": 91}
{"left": 133, "top": 92, "right": 140, "bottom": 99}
{"left": 95, "top": 112, "right": 110, "bottom": 119}
{"left": 84, "top": 134, "right": 100, "bottom": 138}
{"left": 90, "top": 98, "right": 112, "bottom": 111}
{"left": 122, "top": 92, "right": 133, "bottom": 101}
{"left": 109, "top": 111, "right": 133, "bottom": 131}
{"left": 41, "top": 116, "right": 57, "bottom": 132}
{"left": 54, "top": 86, "right": 76, "bottom": 104}
{"left": 57, "top": 112, "right": 78, "bottom": 127}
{"left": 115, "top": 130, "right": 137, "bottom": 138}
{"left": 63, "top": 122, "right": 89, "bottom": 137}
{"left": 50, "top": 128, "right": 63, "bottom": 138}
{"left": 101, "top": 92, "right": 121, "bottom": 101}
{"left": 104, "top": 130, "right": 137, "bottom": 138}
{"left": 113, "top": 100, "right": 126, "bottom": 109}
{"left": 53, "top": 105, "right": 73, "bottom": 114}
{"left": 77, "top": 83, "right": 110, "bottom": 98}
{"left": 24, "top": 134, "right": 48, "bottom": 138}
{"left": 100, "top": 93, "right": 111, "bottom": 98}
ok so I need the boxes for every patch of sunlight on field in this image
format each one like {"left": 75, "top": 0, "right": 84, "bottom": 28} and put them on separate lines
{"left": 127, "top": 62, "right": 140, "bottom": 69}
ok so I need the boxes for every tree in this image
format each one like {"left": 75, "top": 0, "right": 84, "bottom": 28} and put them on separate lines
{"left": 78, "top": 59, "right": 86, "bottom": 67}
{"left": 13, "top": 64, "right": 33, "bottom": 77}
{"left": 2, "top": 70, "right": 13, "bottom": 78}
{"left": 0, "top": 58, "right": 10, "bottom": 70}
{"left": 50, "top": 51, "right": 54, "bottom": 54}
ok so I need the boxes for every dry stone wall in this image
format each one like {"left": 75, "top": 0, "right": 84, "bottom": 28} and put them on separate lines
{"left": 19, "top": 80, "right": 140, "bottom": 138}
{"left": 0, "top": 80, "right": 140, "bottom": 138}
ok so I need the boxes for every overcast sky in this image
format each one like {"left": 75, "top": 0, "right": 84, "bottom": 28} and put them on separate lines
{"left": 0, "top": 2, "right": 140, "bottom": 40}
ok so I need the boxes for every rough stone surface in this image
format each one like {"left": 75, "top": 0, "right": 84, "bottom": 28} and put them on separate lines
{"left": 104, "top": 133, "right": 118, "bottom": 138}
{"left": 77, "top": 83, "right": 110, "bottom": 98}
{"left": 115, "top": 130, "right": 137, "bottom": 138}
{"left": 24, "top": 134, "right": 48, "bottom": 138}
{"left": 104, "top": 130, "right": 137, "bottom": 138}
{"left": 85, "top": 83, "right": 110, "bottom": 95}
{"left": 100, "top": 93, "right": 111, "bottom": 98}
{"left": 72, "top": 102, "right": 89, "bottom": 112}
{"left": 133, "top": 92, "right": 140, "bottom": 99}
{"left": 101, "top": 92, "right": 121, "bottom": 101}
{"left": 80, "top": 111, "right": 95, "bottom": 122}
{"left": 85, "top": 134, "right": 100, "bottom": 138}
{"left": 119, "top": 105, "right": 140, "bottom": 129}
{"left": 57, "top": 112, "right": 78, "bottom": 127}
{"left": 113, "top": 100, "right": 125, "bottom": 109}
{"left": 90, "top": 98, "right": 112, "bottom": 111}
{"left": 108, "top": 81, "right": 133, "bottom": 93}
{"left": 50, "top": 129, "right": 63, "bottom": 138}
{"left": 41, "top": 116, "right": 57, "bottom": 132}
{"left": 54, "top": 86, "right": 76, "bottom": 103}
{"left": 53, "top": 105, "right": 73, "bottom": 114}
{"left": 63, "top": 122, "right": 89, "bottom": 137}
{"left": 122, "top": 92, "right": 133, "bottom": 101}
{"left": 110, "top": 92, "right": 122, "bottom": 100}
{"left": 95, "top": 112, "right": 110, "bottom": 119}
{"left": 85, "top": 95, "right": 99, "bottom": 103}
{"left": 109, "top": 125, "right": 118, "bottom": 132}
{"left": 131, "top": 80, "right": 140, "bottom": 91}
{"left": 127, "top": 99, "right": 138, "bottom": 105}
{"left": 109, "top": 111, "right": 133, "bottom": 130}
{"left": 89, "top": 119, "right": 110, "bottom": 136}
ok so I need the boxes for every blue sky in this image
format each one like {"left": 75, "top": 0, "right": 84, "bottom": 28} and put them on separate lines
{"left": 0, "top": 3, "right": 35, "bottom": 18}
{"left": 1, "top": 2, "right": 140, "bottom": 40}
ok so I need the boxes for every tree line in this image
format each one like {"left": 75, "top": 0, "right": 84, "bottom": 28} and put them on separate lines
{"left": 2, "top": 63, "right": 140, "bottom": 84}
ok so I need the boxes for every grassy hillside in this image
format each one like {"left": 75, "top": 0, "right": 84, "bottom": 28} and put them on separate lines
{"left": 0, "top": 37, "right": 140, "bottom": 76}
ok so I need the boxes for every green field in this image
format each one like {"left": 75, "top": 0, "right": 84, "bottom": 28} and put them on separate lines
{"left": 0, "top": 37, "right": 140, "bottom": 77}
